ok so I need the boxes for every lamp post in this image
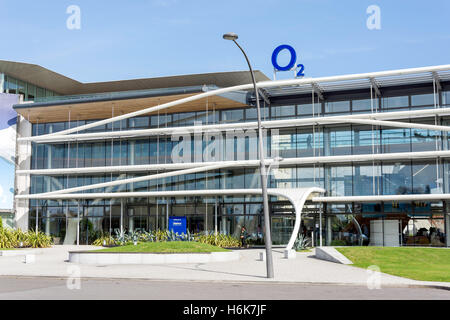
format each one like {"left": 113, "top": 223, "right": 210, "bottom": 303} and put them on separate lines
{"left": 223, "top": 32, "right": 274, "bottom": 278}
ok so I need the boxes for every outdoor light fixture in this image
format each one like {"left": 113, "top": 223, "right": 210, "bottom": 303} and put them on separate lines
{"left": 223, "top": 32, "right": 238, "bottom": 41}
{"left": 223, "top": 32, "right": 275, "bottom": 279}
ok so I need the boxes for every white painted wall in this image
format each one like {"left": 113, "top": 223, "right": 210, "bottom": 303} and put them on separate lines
{"left": 14, "top": 115, "right": 31, "bottom": 231}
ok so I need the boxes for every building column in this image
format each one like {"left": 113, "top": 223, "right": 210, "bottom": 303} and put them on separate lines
{"left": 0, "top": 73, "right": 4, "bottom": 93}
{"left": 326, "top": 214, "right": 332, "bottom": 246}
{"left": 446, "top": 212, "right": 450, "bottom": 248}
{"left": 120, "top": 198, "right": 124, "bottom": 236}
{"left": 128, "top": 208, "right": 134, "bottom": 233}
{"left": 14, "top": 115, "right": 32, "bottom": 231}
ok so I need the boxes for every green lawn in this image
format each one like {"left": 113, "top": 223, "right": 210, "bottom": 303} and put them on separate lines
{"left": 97, "top": 241, "right": 229, "bottom": 253}
{"left": 336, "top": 247, "right": 450, "bottom": 282}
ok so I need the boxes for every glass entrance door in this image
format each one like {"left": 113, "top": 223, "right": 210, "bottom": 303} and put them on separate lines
{"left": 271, "top": 216, "right": 295, "bottom": 245}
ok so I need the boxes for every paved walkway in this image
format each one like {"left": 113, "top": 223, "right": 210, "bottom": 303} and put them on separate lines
{"left": 0, "top": 246, "right": 448, "bottom": 289}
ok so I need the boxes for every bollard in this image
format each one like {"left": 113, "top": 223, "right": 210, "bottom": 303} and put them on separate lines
{"left": 258, "top": 251, "right": 266, "bottom": 261}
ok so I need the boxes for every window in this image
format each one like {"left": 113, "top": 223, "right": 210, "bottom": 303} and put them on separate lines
{"left": 27, "top": 84, "right": 36, "bottom": 100}
{"left": 297, "top": 103, "right": 320, "bottom": 117}
{"left": 129, "top": 116, "right": 149, "bottom": 128}
{"left": 297, "top": 166, "right": 324, "bottom": 189}
{"left": 443, "top": 91, "right": 450, "bottom": 106}
{"left": 326, "top": 165, "right": 353, "bottom": 196}
{"left": 353, "top": 126, "right": 380, "bottom": 155}
{"left": 6, "top": 76, "right": 17, "bottom": 94}
{"left": 325, "top": 100, "right": 350, "bottom": 113}
{"left": 245, "top": 106, "right": 269, "bottom": 121}
{"left": 36, "top": 87, "right": 45, "bottom": 99}
{"left": 296, "top": 129, "right": 323, "bottom": 157}
{"left": 353, "top": 164, "right": 381, "bottom": 196}
{"left": 411, "top": 93, "right": 435, "bottom": 107}
{"left": 271, "top": 129, "right": 297, "bottom": 158}
{"left": 325, "top": 126, "right": 353, "bottom": 156}
{"left": 17, "top": 80, "right": 26, "bottom": 98}
{"left": 381, "top": 127, "right": 411, "bottom": 153}
{"left": 382, "top": 162, "right": 412, "bottom": 195}
{"left": 271, "top": 105, "right": 295, "bottom": 118}
{"left": 411, "top": 120, "right": 440, "bottom": 152}
{"left": 221, "top": 109, "right": 244, "bottom": 123}
{"left": 412, "top": 162, "right": 441, "bottom": 194}
{"left": 352, "top": 98, "right": 378, "bottom": 112}
{"left": 382, "top": 96, "right": 409, "bottom": 110}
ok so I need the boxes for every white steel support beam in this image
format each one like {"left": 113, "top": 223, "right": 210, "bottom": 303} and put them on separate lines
{"left": 20, "top": 107, "right": 450, "bottom": 143}
{"left": 311, "top": 82, "right": 324, "bottom": 100}
{"left": 369, "top": 77, "right": 381, "bottom": 97}
{"left": 432, "top": 71, "right": 442, "bottom": 92}
{"left": 16, "top": 150, "right": 450, "bottom": 176}
{"left": 258, "top": 89, "right": 271, "bottom": 106}
{"left": 28, "top": 64, "right": 450, "bottom": 139}
{"left": 313, "top": 194, "right": 450, "bottom": 203}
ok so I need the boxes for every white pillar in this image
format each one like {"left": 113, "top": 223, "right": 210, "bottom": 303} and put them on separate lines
{"left": 326, "top": 215, "right": 332, "bottom": 246}
{"left": 120, "top": 198, "right": 124, "bottom": 236}
{"left": 319, "top": 207, "right": 323, "bottom": 247}
{"left": 128, "top": 208, "right": 134, "bottom": 233}
{"left": 14, "top": 115, "right": 32, "bottom": 231}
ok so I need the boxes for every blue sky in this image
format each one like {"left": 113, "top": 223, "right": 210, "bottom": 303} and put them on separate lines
{"left": 0, "top": 0, "right": 449, "bottom": 209}
{"left": 1, "top": 0, "right": 449, "bottom": 82}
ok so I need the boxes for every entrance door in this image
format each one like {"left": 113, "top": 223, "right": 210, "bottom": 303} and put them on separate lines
{"left": 271, "top": 216, "right": 295, "bottom": 245}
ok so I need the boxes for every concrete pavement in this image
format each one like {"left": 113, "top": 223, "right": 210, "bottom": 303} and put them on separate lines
{"left": 0, "top": 246, "right": 449, "bottom": 290}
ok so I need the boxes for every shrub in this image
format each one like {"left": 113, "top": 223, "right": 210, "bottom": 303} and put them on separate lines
{"left": 26, "top": 231, "right": 53, "bottom": 248}
{"left": 196, "top": 233, "right": 240, "bottom": 248}
{"left": 0, "top": 228, "right": 52, "bottom": 249}
{"left": 293, "top": 235, "right": 311, "bottom": 251}
{"left": 93, "top": 235, "right": 118, "bottom": 247}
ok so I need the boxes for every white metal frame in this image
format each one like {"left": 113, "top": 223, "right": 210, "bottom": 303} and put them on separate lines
{"left": 20, "top": 64, "right": 450, "bottom": 141}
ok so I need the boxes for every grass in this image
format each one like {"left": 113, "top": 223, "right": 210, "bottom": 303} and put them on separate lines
{"left": 336, "top": 247, "right": 450, "bottom": 282}
{"left": 96, "top": 241, "right": 229, "bottom": 253}
{"left": 297, "top": 249, "right": 312, "bottom": 253}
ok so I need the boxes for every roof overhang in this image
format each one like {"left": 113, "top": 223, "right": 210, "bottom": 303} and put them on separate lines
{"left": 13, "top": 85, "right": 249, "bottom": 123}
{"left": 0, "top": 60, "right": 269, "bottom": 95}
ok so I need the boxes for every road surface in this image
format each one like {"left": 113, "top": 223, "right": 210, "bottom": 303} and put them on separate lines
{"left": 0, "top": 276, "right": 448, "bottom": 300}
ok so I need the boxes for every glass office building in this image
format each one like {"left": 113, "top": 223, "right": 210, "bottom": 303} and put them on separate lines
{"left": 9, "top": 60, "right": 450, "bottom": 248}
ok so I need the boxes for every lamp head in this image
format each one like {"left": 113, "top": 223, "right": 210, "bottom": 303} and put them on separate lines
{"left": 223, "top": 32, "right": 238, "bottom": 41}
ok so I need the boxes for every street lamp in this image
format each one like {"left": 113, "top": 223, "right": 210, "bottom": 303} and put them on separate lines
{"left": 223, "top": 32, "right": 274, "bottom": 278}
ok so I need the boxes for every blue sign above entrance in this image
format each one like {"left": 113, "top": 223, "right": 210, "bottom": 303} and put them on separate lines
{"left": 169, "top": 216, "right": 187, "bottom": 235}
{"left": 271, "top": 44, "right": 305, "bottom": 77}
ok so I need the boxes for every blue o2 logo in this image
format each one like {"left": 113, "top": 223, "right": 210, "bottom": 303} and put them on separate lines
{"left": 271, "top": 44, "right": 305, "bottom": 77}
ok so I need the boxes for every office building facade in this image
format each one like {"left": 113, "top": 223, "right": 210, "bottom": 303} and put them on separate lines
{"left": 4, "top": 60, "right": 450, "bottom": 248}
